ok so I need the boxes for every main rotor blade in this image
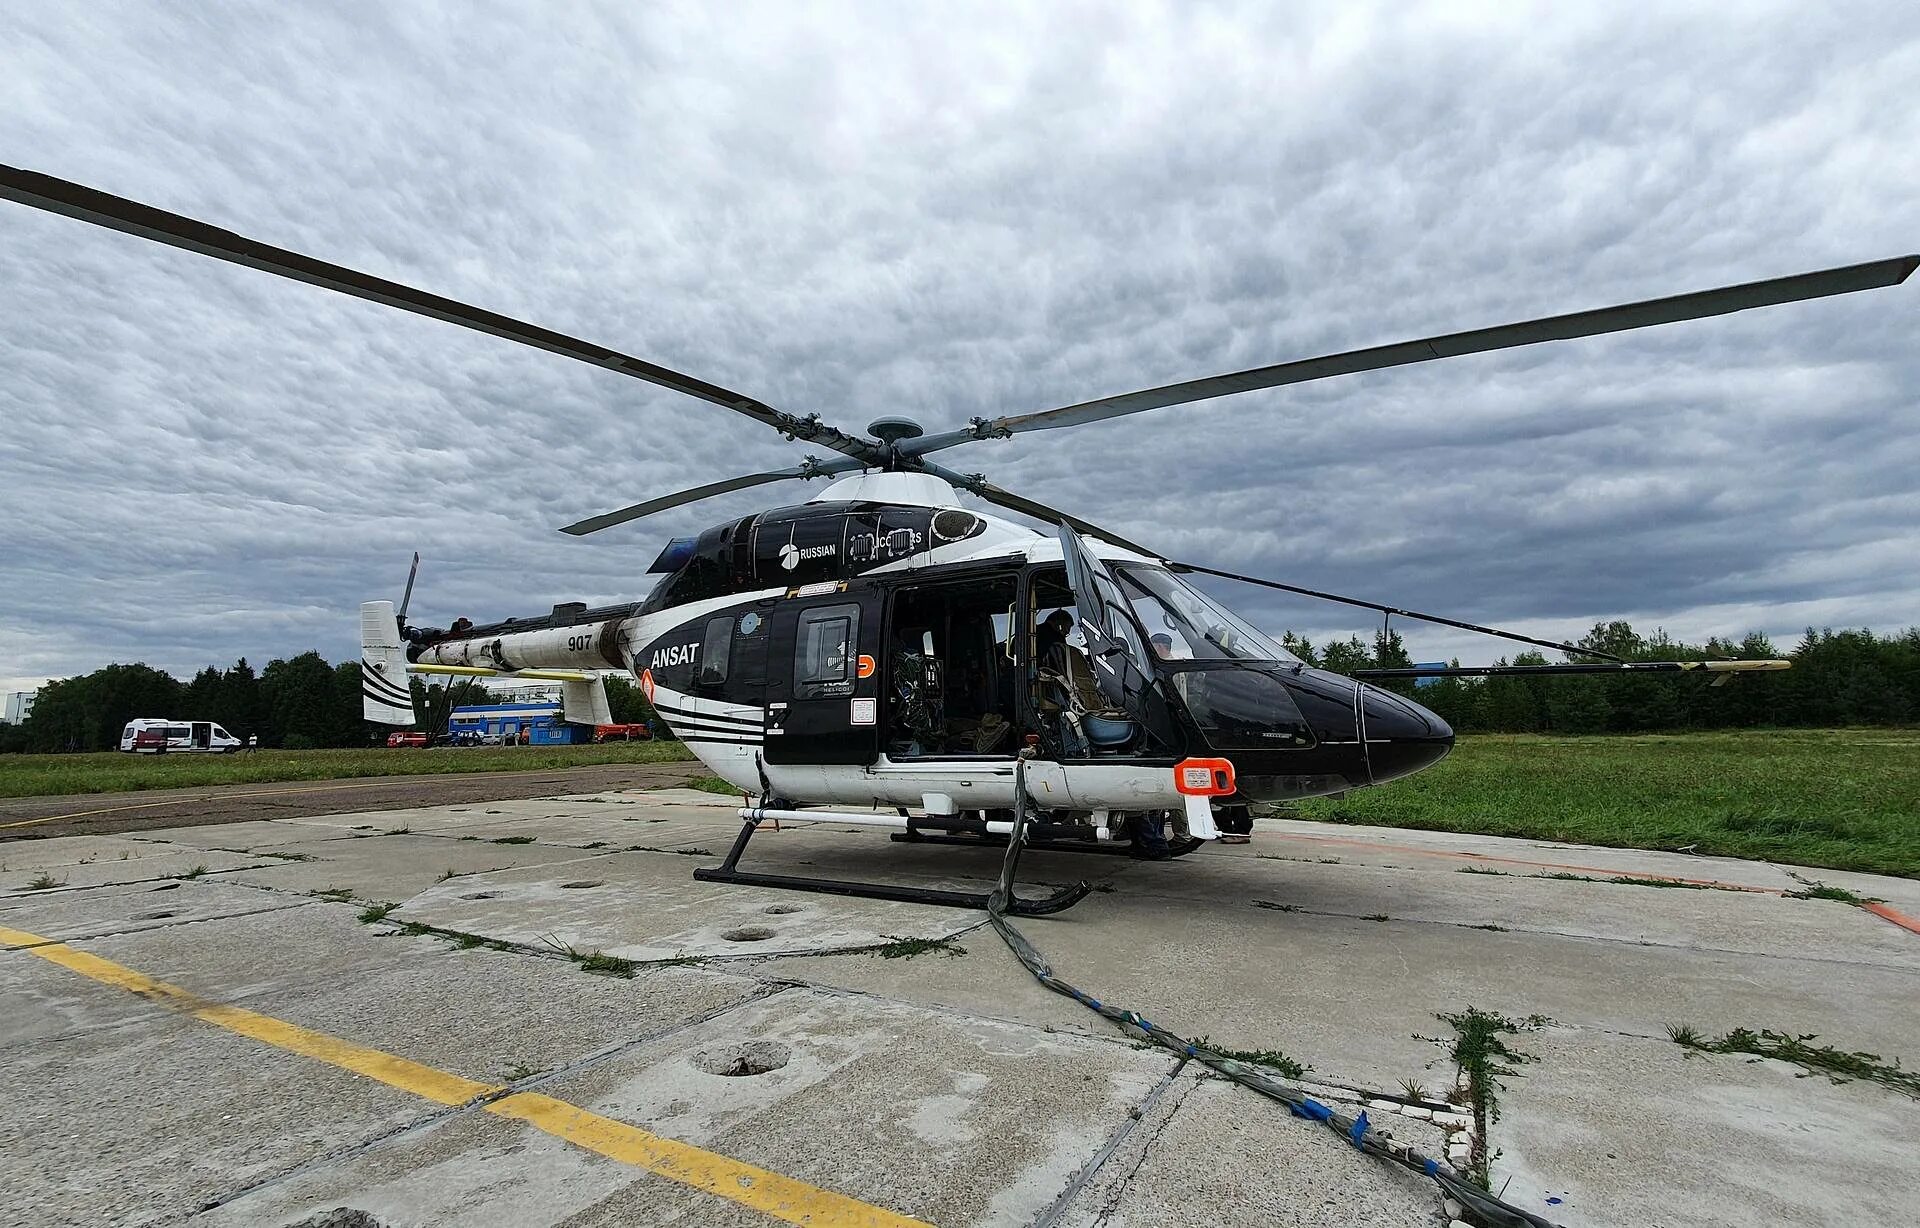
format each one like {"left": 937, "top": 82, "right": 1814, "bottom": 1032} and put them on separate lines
{"left": 1355, "top": 660, "right": 1789, "bottom": 679}
{"left": 904, "top": 254, "right": 1919, "bottom": 453}
{"left": 913, "top": 460, "right": 1158, "bottom": 557}
{"left": 1168, "top": 561, "right": 1624, "bottom": 662}
{"left": 0, "top": 165, "right": 881, "bottom": 464}
{"left": 559, "top": 457, "right": 866, "bottom": 536}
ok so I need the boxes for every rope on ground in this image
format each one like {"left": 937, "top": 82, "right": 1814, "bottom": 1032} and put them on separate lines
{"left": 985, "top": 755, "right": 1563, "bottom": 1228}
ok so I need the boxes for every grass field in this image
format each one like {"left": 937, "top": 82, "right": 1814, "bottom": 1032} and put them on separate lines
{"left": 1292, "top": 729, "right": 1920, "bottom": 878}
{"left": 0, "top": 741, "right": 697, "bottom": 799}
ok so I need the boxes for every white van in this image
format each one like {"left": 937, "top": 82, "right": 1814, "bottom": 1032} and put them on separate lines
{"left": 120, "top": 718, "right": 243, "bottom": 754}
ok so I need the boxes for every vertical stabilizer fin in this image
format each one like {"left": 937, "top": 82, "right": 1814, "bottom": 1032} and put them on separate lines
{"left": 360, "top": 600, "right": 418, "bottom": 725}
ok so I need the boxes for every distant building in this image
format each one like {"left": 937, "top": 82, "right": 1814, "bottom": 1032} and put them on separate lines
{"left": 1412, "top": 662, "right": 1448, "bottom": 688}
{"left": 3, "top": 690, "right": 36, "bottom": 724}
{"left": 448, "top": 699, "right": 590, "bottom": 745}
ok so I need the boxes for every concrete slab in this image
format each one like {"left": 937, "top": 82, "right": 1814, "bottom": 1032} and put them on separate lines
{"left": 1494, "top": 1027, "right": 1920, "bottom": 1227}
{"left": 1253, "top": 816, "right": 1810, "bottom": 891}
{"left": 204, "top": 988, "right": 1182, "bottom": 1228}
{"left": 0, "top": 846, "right": 269, "bottom": 895}
{"left": 121, "top": 818, "right": 360, "bottom": 850}
{"left": 1052, "top": 1069, "right": 1444, "bottom": 1228}
{"left": 418, "top": 812, "right": 707, "bottom": 850}
{"left": 0, "top": 833, "right": 198, "bottom": 869}
{"left": 209, "top": 833, "right": 608, "bottom": 902}
{"left": 396, "top": 849, "right": 984, "bottom": 961}
{"left": 0, "top": 878, "right": 306, "bottom": 948}
{"left": 71, "top": 904, "right": 767, "bottom": 1084}
{"left": 1105, "top": 848, "right": 1920, "bottom": 969}
{"left": 628, "top": 787, "right": 743, "bottom": 807}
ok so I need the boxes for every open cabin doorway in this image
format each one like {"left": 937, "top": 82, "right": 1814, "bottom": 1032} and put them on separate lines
{"left": 883, "top": 571, "right": 1020, "bottom": 759}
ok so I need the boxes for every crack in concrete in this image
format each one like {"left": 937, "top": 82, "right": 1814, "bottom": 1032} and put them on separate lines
{"left": 1027, "top": 1060, "right": 1191, "bottom": 1228}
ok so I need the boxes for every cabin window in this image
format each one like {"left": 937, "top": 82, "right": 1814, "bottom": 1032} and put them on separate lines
{"left": 698, "top": 617, "right": 733, "bottom": 686}
{"left": 795, "top": 603, "right": 859, "bottom": 696}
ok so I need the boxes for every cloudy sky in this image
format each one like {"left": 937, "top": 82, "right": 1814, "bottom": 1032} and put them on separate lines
{"left": 2, "top": 2, "right": 1915, "bottom": 693}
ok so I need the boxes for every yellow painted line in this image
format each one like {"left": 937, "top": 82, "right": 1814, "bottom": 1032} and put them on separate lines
{"left": 487, "top": 1092, "right": 923, "bottom": 1226}
{"left": 2, "top": 924, "right": 932, "bottom": 1227}
{"left": 0, "top": 767, "right": 605, "bottom": 832}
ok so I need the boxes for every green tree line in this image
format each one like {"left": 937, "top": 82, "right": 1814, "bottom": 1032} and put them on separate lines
{"left": 5, "top": 620, "right": 1912, "bottom": 752}
{"left": 1, "top": 654, "right": 661, "bottom": 753}
{"left": 1284, "top": 621, "right": 1920, "bottom": 733}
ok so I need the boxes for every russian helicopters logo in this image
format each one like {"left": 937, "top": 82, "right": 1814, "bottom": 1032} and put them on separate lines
{"left": 778, "top": 542, "right": 836, "bottom": 570}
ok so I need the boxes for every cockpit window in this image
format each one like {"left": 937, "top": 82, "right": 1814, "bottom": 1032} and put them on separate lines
{"left": 1111, "top": 565, "right": 1301, "bottom": 664}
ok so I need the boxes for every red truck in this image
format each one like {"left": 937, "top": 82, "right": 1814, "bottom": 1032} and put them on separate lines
{"left": 385, "top": 730, "right": 430, "bottom": 748}
{"left": 592, "top": 723, "right": 652, "bottom": 743}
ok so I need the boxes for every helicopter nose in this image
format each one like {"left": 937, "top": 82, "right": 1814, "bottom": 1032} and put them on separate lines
{"left": 1359, "top": 683, "right": 1454, "bottom": 783}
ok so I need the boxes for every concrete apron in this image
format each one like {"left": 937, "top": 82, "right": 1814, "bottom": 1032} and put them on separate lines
{"left": 0, "top": 791, "right": 1914, "bottom": 1228}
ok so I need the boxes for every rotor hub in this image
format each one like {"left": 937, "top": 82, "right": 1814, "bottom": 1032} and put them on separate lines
{"left": 867, "top": 417, "right": 925, "bottom": 444}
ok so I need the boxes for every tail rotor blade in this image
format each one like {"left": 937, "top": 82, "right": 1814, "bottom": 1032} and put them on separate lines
{"left": 398, "top": 551, "right": 420, "bottom": 624}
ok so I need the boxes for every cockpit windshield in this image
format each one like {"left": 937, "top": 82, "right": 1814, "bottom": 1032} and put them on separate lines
{"left": 1111, "top": 565, "right": 1302, "bottom": 665}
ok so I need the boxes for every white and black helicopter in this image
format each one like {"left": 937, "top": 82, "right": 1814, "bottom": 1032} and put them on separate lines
{"left": 5, "top": 165, "right": 1913, "bottom": 914}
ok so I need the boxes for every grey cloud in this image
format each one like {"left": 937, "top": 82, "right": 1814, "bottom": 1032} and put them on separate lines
{"left": 1, "top": 2, "right": 1916, "bottom": 692}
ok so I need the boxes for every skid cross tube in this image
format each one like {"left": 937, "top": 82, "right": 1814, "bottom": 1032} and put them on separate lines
{"left": 692, "top": 803, "right": 1091, "bottom": 916}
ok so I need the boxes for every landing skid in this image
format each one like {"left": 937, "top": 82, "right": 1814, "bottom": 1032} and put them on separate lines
{"left": 890, "top": 830, "right": 1206, "bottom": 858}
{"left": 693, "top": 814, "right": 1091, "bottom": 916}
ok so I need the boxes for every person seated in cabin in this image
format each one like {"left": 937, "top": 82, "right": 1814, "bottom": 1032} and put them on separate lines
{"left": 1034, "top": 610, "right": 1136, "bottom": 756}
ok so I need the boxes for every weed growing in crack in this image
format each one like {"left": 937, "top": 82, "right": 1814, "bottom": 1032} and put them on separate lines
{"left": 490, "top": 836, "right": 536, "bottom": 845}
{"left": 258, "top": 851, "right": 315, "bottom": 862}
{"left": 1536, "top": 872, "right": 1727, "bottom": 891}
{"left": 504, "top": 1062, "right": 545, "bottom": 1081}
{"left": 1190, "top": 1036, "right": 1310, "bottom": 1080}
{"left": 1784, "top": 881, "right": 1881, "bottom": 905}
{"left": 313, "top": 887, "right": 353, "bottom": 902}
{"left": 868, "top": 935, "right": 967, "bottom": 960}
{"left": 577, "top": 951, "right": 637, "bottom": 978}
{"left": 25, "top": 872, "right": 64, "bottom": 890}
{"left": 1458, "top": 866, "right": 1510, "bottom": 875}
{"left": 173, "top": 864, "right": 209, "bottom": 881}
{"left": 1399, "top": 1078, "right": 1432, "bottom": 1102}
{"left": 1424, "top": 1007, "right": 1550, "bottom": 1187}
{"left": 1670, "top": 1025, "right": 1918, "bottom": 1098}
{"left": 358, "top": 902, "right": 397, "bottom": 924}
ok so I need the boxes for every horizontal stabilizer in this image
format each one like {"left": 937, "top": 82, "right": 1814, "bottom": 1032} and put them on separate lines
{"left": 562, "top": 678, "right": 614, "bottom": 726}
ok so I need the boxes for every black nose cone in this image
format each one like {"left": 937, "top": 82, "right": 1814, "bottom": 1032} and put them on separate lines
{"left": 1360, "top": 684, "right": 1454, "bottom": 783}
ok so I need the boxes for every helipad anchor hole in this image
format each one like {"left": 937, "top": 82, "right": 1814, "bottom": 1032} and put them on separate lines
{"left": 763, "top": 904, "right": 801, "bottom": 915}
{"left": 692, "top": 1040, "right": 790, "bottom": 1077}
{"left": 561, "top": 880, "right": 603, "bottom": 889}
{"left": 722, "top": 925, "right": 775, "bottom": 942}
{"left": 461, "top": 891, "right": 501, "bottom": 901}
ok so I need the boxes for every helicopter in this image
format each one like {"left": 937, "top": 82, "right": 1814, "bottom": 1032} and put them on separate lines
{"left": 3, "top": 164, "right": 1913, "bottom": 914}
